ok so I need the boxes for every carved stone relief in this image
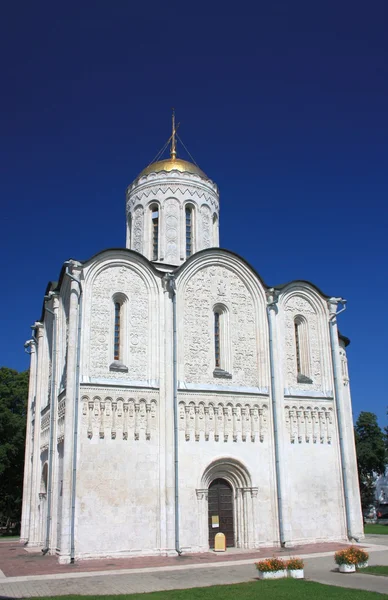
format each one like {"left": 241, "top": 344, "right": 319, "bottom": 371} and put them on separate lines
{"left": 127, "top": 183, "right": 219, "bottom": 212}
{"left": 284, "top": 295, "right": 322, "bottom": 391}
{"left": 183, "top": 265, "right": 258, "bottom": 386}
{"left": 284, "top": 403, "right": 334, "bottom": 444}
{"left": 40, "top": 411, "right": 50, "bottom": 451}
{"left": 89, "top": 265, "right": 149, "bottom": 380}
{"left": 57, "top": 397, "right": 66, "bottom": 443}
{"left": 81, "top": 395, "right": 158, "bottom": 441}
{"left": 339, "top": 348, "right": 349, "bottom": 386}
{"left": 164, "top": 198, "right": 179, "bottom": 264}
{"left": 201, "top": 205, "right": 212, "bottom": 249}
{"left": 178, "top": 397, "right": 268, "bottom": 442}
{"left": 133, "top": 206, "right": 144, "bottom": 253}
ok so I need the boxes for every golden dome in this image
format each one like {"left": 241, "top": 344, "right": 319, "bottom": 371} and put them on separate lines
{"left": 137, "top": 157, "right": 208, "bottom": 180}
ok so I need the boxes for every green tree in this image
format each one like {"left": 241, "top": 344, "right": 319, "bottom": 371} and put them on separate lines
{"left": 0, "top": 367, "right": 29, "bottom": 530}
{"left": 355, "top": 411, "right": 386, "bottom": 511}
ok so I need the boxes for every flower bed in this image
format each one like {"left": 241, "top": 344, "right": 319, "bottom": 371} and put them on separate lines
{"left": 334, "top": 546, "right": 369, "bottom": 573}
{"left": 255, "top": 557, "right": 287, "bottom": 580}
{"left": 287, "top": 557, "right": 304, "bottom": 579}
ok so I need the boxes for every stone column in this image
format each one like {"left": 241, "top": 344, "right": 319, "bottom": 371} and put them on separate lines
{"left": 235, "top": 488, "right": 243, "bottom": 548}
{"left": 242, "top": 488, "right": 249, "bottom": 548}
{"left": 162, "top": 275, "right": 175, "bottom": 553}
{"left": 196, "top": 489, "right": 209, "bottom": 550}
{"left": 28, "top": 323, "right": 44, "bottom": 545}
{"left": 20, "top": 338, "right": 38, "bottom": 542}
{"left": 59, "top": 275, "right": 81, "bottom": 562}
{"left": 251, "top": 488, "right": 259, "bottom": 547}
{"left": 328, "top": 299, "right": 364, "bottom": 539}
{"left": 47, "top": 295, "right": 60, "bottom": 552}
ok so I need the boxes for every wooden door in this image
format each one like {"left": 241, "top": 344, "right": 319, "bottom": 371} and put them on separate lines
{"left": 208, "top": 478, "right": 234, "bottom": 548}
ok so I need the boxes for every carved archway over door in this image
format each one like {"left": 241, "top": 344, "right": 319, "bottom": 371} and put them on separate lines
{"left": 196, "top": 457, "right": 259, "bottom": 550}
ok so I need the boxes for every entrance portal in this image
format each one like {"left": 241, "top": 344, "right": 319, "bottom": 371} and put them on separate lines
{"left": 208, "top": 478, "right": 234, "bottom": 548}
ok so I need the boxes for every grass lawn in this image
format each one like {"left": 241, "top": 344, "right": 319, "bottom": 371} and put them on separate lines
{"left": 364, "top": 524, "right": 388, "bottom": 535}
{"left": 359, "top": 566, "right": 388, "bottom": 577}
{"left": 33, "top": 580, "right": 388, "bottom": 600}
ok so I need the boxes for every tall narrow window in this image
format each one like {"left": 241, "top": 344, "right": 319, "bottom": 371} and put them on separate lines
{"left": 151, "top": 206, "right": 159, "bottom": 260}
{"left": 110, "top": 294, "right": 128, "bottom": 373}
{"left": 114, "top": 302, "right": 121, "bottom": 360}
{"left": 294, "top": 315, "right": 313, "bottom": 383}
{"left": 294, "top": 321, "right": 301, "bottom": 376}
{"left": 214, "top": 311, "right": 221, "bottom": 367}
{"left": 186, "top": 206, "right": 193, "bottom": 257}
{"left": 213, "top": 305, "right": 232, "bottom": 378}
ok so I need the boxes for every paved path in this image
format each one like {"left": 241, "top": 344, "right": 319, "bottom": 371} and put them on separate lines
{"left": 0, "top": 537, "right": 387, "bottom": 597}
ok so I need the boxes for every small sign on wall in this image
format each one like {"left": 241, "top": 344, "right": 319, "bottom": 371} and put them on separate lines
{"left": 211, "top": 515, "right": 219, "bottom": 528}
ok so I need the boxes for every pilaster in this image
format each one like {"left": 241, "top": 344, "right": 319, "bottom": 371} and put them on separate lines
{"left": 59, "top": 273, "right": 81, "bottom": 561}
{"left": 266, "top": 292, "right": 291, "bottom": 545}
{"left": 28, "top": 323, "right": 44, "bottom": 545}
{"left": 20, "top": 338, "right": 37, "bottom": 542}
{"left": 328, "top": 299, "right": 363, "bottom": 539}
{"left": 46, "top": 294, "right": 60, "bottom": 552}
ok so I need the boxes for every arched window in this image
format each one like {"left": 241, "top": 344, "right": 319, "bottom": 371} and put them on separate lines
{"left": 294, "top": 315, "right": 313, "bottom": 383}
{"left": 213, "top": 305, "right": 231, "bottom": 378}
{"left": 114, "top": 302, "right": 121, "bottom": 360}
{"left": 185, "top": 205, "right": 193, "bottom": 257}
{"left": 214, "top": 311, "right": 221, "bottom": 367}
{"left": 212, "top": 213, "right": 218, "bottom": 245}
{"left": 110, "top": 294, "right": 128, "bottom": 372}
{"left": 151, "top": 205, "right": 159, "bottom": 260}
{"left": 40, "top": 462, "right": 48, "bottom": 497}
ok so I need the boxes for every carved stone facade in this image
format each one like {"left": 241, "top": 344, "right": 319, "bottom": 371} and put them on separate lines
{"left": 89, "top": 265, "right": 149, "bottom": 381}
{"left": 178, "top": 395, "right": 268, "bottom": 443}
{"left": 22, "top": 152, "right": 363, "bottom": 564}
{"left": 284, "top": 402, "right": 334, "bottom": 444}
{"left": 182, "top": 265, "right": 259, "bottom": 386}
{"left": 126, "top": 170, "right": 219, "bottom": 265}
{"left": 81, "top": 394, "right": 158, "bottom": 441}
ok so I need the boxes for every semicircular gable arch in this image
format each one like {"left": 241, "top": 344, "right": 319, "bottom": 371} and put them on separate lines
{"left": 278, "top": 283, "right": 329, "bottom": 317}
{"left": 83, "top": 250, "right": 161, "bottom": 295}
{"left": 176, "top": 249, "right": 267, "bottom": 307}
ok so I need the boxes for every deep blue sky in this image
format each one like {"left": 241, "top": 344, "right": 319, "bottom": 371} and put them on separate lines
{"left": 1, "top": 1, "right": 387, "bottom": 426}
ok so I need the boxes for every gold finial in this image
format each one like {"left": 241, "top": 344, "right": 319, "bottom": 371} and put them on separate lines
{"left": 170, "top": 108, "right": 177, "bottom": 160}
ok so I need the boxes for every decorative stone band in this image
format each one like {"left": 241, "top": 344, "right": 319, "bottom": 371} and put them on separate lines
{"left": 179, "top": 400, "right": 268, "bottom": 442}
{"left": 57, "top": 397, "right": 66, "bottom": 443}
{"left": 284, "top": 403, "right": 334, "bottom": 444}
{"left": 196, "top": 486, "right": 258, "bottom": 499}
{"left": 126, "top": 180, "right": 219, "bottom": 212}
{"left": 81, "top": 396, "right": 158, "bottom": 441}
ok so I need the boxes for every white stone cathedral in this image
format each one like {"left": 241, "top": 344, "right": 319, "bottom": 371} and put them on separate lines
{"left": 21, "top": 120, "right": 363, "bottom": 563}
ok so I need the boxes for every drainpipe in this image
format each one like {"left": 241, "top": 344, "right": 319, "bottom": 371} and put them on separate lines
{"left": 164, "top": 273, "right": 182, "bottom": 555}
{"left": 42, "top": 293, "right": 58, "bottom": 554}
{"left": 65, "top": 263, "right": 83, "bottom": 563}
{"left": 266, "top": 289, "right": 286, "bottom": 547}
{"left": 328, "top": 298, "right": 358, "bottom": 542}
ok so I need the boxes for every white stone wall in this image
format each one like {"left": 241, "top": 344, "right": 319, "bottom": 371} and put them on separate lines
{"left": 75, "top": 387, "right": 160, "bottom": 558}
{"left": 23, "top": 246, "right": 363, "bottom": 560}
{"left": 281, "top": 399, "right": 347, "bottom": 542}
